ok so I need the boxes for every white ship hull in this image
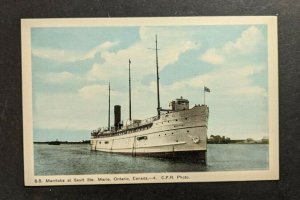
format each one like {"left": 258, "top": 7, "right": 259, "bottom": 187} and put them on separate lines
{"left": 91, "top": 105, "right": 209, "bottom": 162}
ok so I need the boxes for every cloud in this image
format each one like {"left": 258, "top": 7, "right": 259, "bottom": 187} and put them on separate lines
{"left": 80, "top": 41, "right": 119, "bottom": 61}
{"left": 32, "top": 48, "right": 78, "bottom": 62}
{"left": 78, "top": 84, "right": 108, "bottom": 99}
{"left": 228, "top": 86, "right": 267, "bottom": 97}
{"left": 200, "top": 26, "right": 264, "bottom": 65}
{"left": 33, "top": 26, "right": 200, "bottom": 82}
{"left": 160, "top": 64, "right": 266, "bottom": 97}
{"left": 200, "top": 48, "right": 225, "bottom": 64}
{"left": 32, "top": 41, "right": 119, "bottom": 63}
{"left": 34, "top": 83, "right": 114, "bottom": 130}
{"left": 224, "top": 26, "right": 263, "bottom": 54}
{"left": 32, "top": 25, "right": 269, "bottom": 140}
{"left": 33, "top": 63, "right": 267, "bottom": 137}
{"left": 86, "top": 27, "right": 200, "bottom": 81}
{"left": 33, "top": 83, "right": 156, "bottom": 130}
{"left": 86, "top": 63, "right": 109, "bottom": 81}
{"left": 37, "top": 71, "right": 79, "bottom": 84}
{"left": 34, "top": 92, "right": 104, "bottom": 130}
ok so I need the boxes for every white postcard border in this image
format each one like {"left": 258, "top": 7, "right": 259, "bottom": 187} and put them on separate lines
{"left": 22, "top": 16, "right": 279, "bottom": 186}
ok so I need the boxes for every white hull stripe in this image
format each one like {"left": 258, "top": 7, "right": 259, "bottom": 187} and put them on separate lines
{"left": 93, "top": 125, "right": 207, "bottom": 140}
{"left": 94, "top": 141, "right": 186, "bottom": 151}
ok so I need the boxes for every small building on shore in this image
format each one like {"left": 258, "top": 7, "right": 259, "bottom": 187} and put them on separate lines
{"left": 261, "top": 136, "right": 269, "bottom": 144}
{"left": 244, "top": 138, "right": 256, "bottom": 144}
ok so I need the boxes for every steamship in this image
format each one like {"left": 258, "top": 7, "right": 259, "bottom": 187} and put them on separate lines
{"left": 90, "top": 36, "right": 209, "bottom": 163}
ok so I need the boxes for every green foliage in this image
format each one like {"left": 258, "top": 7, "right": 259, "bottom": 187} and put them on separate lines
{"left": 208, "top": 135, "right": 231, "bottom": 144}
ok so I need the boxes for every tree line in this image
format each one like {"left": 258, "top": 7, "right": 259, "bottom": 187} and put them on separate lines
{"left": 208, "top": 135, "right": 231, "bottom": 144}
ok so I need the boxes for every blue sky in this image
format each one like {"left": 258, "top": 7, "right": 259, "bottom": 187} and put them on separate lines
{"left": 31, "top": 25, "right": 268, "bottom": 141}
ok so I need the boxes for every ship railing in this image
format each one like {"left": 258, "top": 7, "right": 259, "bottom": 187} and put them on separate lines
{"left": 90, "top": 127, "right": 110, "bottom": 138}
{"left": 140, "top": 116, "right": 159, "bottom": 125}
{"left": 91, "top": 116, "right": 158, "bottom": 139}
{"left": 93, "top": 121, "right": 154, "bottom": 139}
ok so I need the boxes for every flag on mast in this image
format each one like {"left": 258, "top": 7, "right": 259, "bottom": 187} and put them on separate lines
{"left": 203, "top": 86, "right": 210, "bottom": 105}
{"left": 204, "top": 86, "right": 211, "bottom": 93}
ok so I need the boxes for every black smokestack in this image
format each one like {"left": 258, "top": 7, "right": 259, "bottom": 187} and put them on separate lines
{"left": 114, "top": 105, "right": 121, "bottom": 129}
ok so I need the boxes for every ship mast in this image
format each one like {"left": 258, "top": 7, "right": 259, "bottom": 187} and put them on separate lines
{"left": 155, "top": 35, "right": 161, "bottom": 117}
{"left": 129, "top": 59, "right": 132, "bottom": 121}
{"left": 108, "top": 82, "right": 110, "bottom": 130}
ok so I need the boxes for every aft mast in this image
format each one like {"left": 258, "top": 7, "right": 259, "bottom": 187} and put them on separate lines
{"left": 155, "top": 35, "right": 161, "bottom": 117}
{"left": 129, "top": 59, "right": 132, "bottom": 121}
{"left": 108, "top": 82, "right": 110, "bottom": 130}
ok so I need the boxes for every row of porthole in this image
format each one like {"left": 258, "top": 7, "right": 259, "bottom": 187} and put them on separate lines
{"left": 98, "top": 141, "right": 109, "bottom": 144}
{"left": 98, "top": 139, "right": 133, "bottom": 145}
{"left": 157, "top": 117, "right": 189, "bottom": 125}
{"left": 158, "top": 129, "right": 189, "bottom": 136}
{"left": 95, "top": 130, "right": 189, "bottom": 143}
{"left": 159, "top": 132, "right": 175, "bottom": 136}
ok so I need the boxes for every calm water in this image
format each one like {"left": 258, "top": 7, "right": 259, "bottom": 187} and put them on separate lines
{"left": 34, "top": 144, "right": 268, "bottom": 175}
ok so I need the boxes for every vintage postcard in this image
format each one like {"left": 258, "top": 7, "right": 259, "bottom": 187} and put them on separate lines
{"left": 22, "top": 16, "right": 278, "bottom": 186}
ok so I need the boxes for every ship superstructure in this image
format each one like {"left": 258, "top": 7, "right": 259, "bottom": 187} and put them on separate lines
{"left": 90, "top": 36, "right": 209, "bottom": 163}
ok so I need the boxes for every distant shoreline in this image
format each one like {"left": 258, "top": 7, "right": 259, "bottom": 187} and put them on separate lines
{"left": 208, "top": 139, "right": 268, "bottom": 144}
{"left": 34, "top": 140, "right": 90, "bottom": 144}
{"left": 34, "top": 140, "right": 268, "bottom": 145}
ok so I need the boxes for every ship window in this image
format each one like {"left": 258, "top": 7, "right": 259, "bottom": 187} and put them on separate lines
{"left": 175, "top": 119, "right": 178, "bottom": 121}
{"left": 137, "top": 136, "right": 147, "bottom": 141}
{"left": 178, "top": 101, "right": 187, "bottom": 105}
{"left": 105, "top": 141, "right": 109, "bottom": 144}
{"left": 187, "top": 130, "right": 189, "bottom": 133}
{"left": 165, "top": 133, "right": 166, "bottom": 135}
{"left": 185, "top": 117, "right": 188, "bottom": 120}
{"left": 172, "top": 133, "right": 174, "bottom": 134}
